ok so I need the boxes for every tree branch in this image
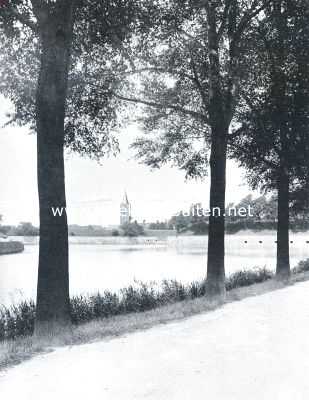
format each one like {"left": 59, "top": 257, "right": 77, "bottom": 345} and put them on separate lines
{"left": 176, "top": 28, "right": 207, "bottom": 50}
{"left": 189, "top": 56, "right": 208, "bottom": 110}
{"left": 7, "top": 4, "right": 38, "bottom": 32}
{"left": 113, "top": 92, "right": 209, "bottom": 123}
{"left": 217, "top": 0, "right": 233, "bottom": 39}
{"left": 233, "top": 0, "right": 271, "bottom": 43}
{"left": 255, "top": 25, "right": 276, "bottom": 75}
{"left": 227, "top": 125, "right": 244, "bottom": 140}
{"left": 123, "top": 67, "right": 207, "bottom": 93}
{"left": 241, "top": 91, "right": 267, "bottom": 134}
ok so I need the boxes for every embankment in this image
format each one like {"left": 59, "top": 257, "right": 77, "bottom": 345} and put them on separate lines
{"left": 0, "top": 241, "right": 24, "bottom": 255}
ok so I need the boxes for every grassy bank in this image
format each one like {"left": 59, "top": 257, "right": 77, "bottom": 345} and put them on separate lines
{"left": 0, "top": 268, "right": 273, "bottom": 341}
{"left": 1, "top": 260, "right": 309, "bottom": 371}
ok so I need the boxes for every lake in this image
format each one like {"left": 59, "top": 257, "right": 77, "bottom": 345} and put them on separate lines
{"left": 1, "top": 232, "right": 309, "bottom": 306}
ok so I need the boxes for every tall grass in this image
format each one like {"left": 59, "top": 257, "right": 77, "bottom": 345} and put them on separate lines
{"left": 0, "top": 301, "right": 35, "bottom": 341}
{"left": 292, "top": 258, "right": 309, "bottom": 274}
{"left": 0, "top": 266, "right": 276, "bottom": 341}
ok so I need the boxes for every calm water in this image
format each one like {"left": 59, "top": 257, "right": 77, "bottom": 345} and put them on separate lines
{"left": 1, "top": 232, "right": 309, "bottom": 306}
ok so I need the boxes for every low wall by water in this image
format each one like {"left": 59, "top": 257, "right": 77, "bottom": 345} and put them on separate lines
{"left": 9, "top": 236, "right": 171, "bottom": 246}
{"left": 0, "top": 241, "right": 24, "bottom": 255}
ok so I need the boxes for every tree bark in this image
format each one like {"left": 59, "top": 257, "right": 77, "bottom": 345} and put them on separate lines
{"left": 34, "top": 1, "right": 74, "bottom": 334}
{"left": 276, "top": 166, "right": 290, "bottom": 278}
{"left": 206, "top": 125, "right": 227, "bottom": 297}
{"left": 272, "top": 0, "right": 290, "bottom": 280}
{"left": 205, "top": 3, "right": 228, "bottom": 297}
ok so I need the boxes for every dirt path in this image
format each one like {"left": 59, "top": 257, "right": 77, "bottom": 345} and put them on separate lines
{"left": 1, "top": 281, "right": 309, "bottom": 399}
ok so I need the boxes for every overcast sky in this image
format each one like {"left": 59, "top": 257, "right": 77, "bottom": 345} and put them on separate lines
{"left": 0, "top": 95, "right": 256, "bottom": 226}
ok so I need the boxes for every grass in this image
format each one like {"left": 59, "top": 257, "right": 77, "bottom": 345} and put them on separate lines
{"left": 0, "top": 267, "right": 273, "bottom": 340}
{"left": 1, "top": 261, "right": 309, "bottom": 371}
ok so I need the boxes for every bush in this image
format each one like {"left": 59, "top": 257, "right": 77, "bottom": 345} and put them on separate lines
{"left": 160, "top": 280, "right": 187, "bottom": 303}
{"left": 0, "top": 301, "right": 35, "bottom": 340}
{"left": 292, "top": 258, "right": 309, "bottom": 274}
{"left": 121, "top": 222, "right": 145, "bottom": 237}
{"left": 225, "top": 268, "right": 273, "bottom": 290}
{"left": 188, "top": 280, "right": 207, "bottom": 298}
{"left": 225, "top": 220, "right": 277, "bottom": 234}
{"left": 120, "top": 283, "right": 158, "bottom": 313}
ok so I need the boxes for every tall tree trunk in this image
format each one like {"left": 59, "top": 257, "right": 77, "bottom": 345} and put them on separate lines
{"left": 205, "top": 3, "right": 227, "bottom": 297}
{"left": 272, "top": 0, "right": 290, "bottom": 280}
{"left": 276, "top": 165, "right": 290, "bottom": 278}
{"left": 34, "top": 1, "right": 74, "bottom": 334}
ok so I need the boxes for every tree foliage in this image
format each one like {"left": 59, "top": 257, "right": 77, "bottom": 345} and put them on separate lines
{"left": 230, "top": 0, "right": 309, "bottom": 200}
{"left": 0, "top": 0, "right": 154, "bottom": 159}
{"left": 117, "top": 1, "right": 272, "bottom": 177}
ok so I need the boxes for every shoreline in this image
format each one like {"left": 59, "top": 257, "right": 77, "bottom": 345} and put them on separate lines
{"left": 0, "top": 241, "right": 24, "bottom": 255}
{"left": 1, "top": 266, "right": 309, "bottom": 372}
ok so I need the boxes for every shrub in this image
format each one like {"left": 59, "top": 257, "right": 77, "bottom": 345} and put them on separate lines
{"left": 0, "top": 301, "right": 35, "bottom": 340}
{"left": 225, "top": 268, "right": 273, "bottom": 291}
{"left": 292, "top": 258, "right": 309, "bottom": 274}
{"left": 160, "top": 280, "right": 187, "bottom": 303}
{"left": 120, "top": 283, "right": 158, "bottom": 313}
{"left": 188, "top": 280, "right": 207, "bottom": 298}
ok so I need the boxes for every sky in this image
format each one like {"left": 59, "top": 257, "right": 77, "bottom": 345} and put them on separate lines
{"left": 0, "top": 96, "right": 256, "bottom": 226}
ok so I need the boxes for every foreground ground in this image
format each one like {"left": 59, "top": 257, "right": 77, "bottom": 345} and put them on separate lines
{"left": 1, "top": 278, "right": 309, "bottom": 399}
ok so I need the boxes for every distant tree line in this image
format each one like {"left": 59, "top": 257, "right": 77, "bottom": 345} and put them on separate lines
{"left": 147, "top": 221, "right": 174, "bottom": 230}
{"left": 120, "top": 221, "right": 145, "bottom": 237}
{"left": 170, "top": 195, "right": 309, "bottom": 235}
{"left": 0, "top": 222, "right": 39, "bottom": 236}
{"left": 0, "top": 221, "right": 148, "bottom": 238}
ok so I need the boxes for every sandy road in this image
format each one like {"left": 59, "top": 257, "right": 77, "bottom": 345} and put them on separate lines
{"left": 1, "top": 281, "right": 309, "bottom": 400}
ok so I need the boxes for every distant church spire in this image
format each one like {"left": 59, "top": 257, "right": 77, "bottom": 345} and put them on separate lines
{"left": 120, "top": 190, "right": 131, "bottom": 225}
{"left": 123, "top": 191, "right": 129, "bottom": 205}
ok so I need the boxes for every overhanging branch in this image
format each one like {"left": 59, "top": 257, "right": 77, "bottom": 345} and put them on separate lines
{"left": 113, "top": 92, "right": 209, "bottom": 124}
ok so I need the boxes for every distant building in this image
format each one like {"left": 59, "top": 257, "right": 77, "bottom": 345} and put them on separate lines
{"left": 120, "top": 191, "right": 131, "bottom": 225}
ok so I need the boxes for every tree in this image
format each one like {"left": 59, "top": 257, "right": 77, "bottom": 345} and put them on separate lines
{"left": 111, "top": 229, "right": 120, "bottom": 237}
{"left": 13, "top": 222, "right": 39, "bottom": 236}
{"left": 230, "top": 0, "right": 309, "bottom": 278}
{"left": 0, "top": 0, "right": 150, "bottom": 333}
{"left": 119, "top": 0, "right": 271, "bottom": 296}
{"left": 121, "top": 221, "right": 145, "bottom": 237}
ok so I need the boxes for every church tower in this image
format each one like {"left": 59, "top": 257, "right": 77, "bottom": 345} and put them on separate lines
{"left": 120, "top": 191, "right": 131, "bottom": 225}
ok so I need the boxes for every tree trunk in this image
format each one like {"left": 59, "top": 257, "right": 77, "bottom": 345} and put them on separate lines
{"left": 205, "top": 3, "right": 227, "bottom": 297}
{"left": 206, "top": 125, "right": 227, "bottom": 297}
{"left": 276, "top": 166, "right": 290, "bottom": 278}
{"left": 34, "top": 2, "right": 74, "bottom": 334}
{"left": 272, "top": 0, "right": 290, "bottom": 280}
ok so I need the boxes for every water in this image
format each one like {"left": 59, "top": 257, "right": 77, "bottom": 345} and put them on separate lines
{"left": 1, "top": 232, "right": 309, "bottom": 306}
